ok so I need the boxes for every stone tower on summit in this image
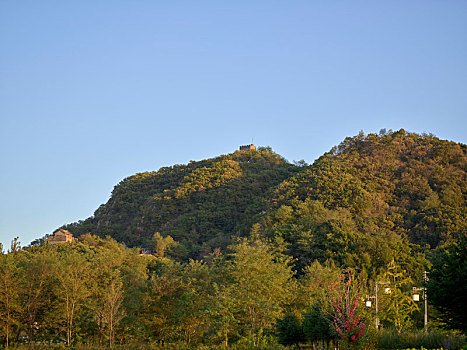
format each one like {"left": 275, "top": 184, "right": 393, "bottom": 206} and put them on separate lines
{"left": 239, "top": 144, "right": 256, "bottom": 151}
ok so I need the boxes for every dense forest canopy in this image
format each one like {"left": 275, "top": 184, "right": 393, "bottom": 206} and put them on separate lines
{"left": 62, "top": 130, "right": 466, "bottom": 275}
{"left": 258, "top": 129, "right": 466, "bottom": 277}
{"left": 2, "top": 130, "right": 466, "bottom": 348}
{"left": 63, "top": 146, "right": 299, "bottom": 259}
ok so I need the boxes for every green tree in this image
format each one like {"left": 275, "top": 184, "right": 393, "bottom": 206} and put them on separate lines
{"left": 295, "top": 261, "right": 340, "bottom": 312}
{"left": 381, "top": 259, "right": 419, "bottom": 332}
{"left": 81, "top": 234, "right": 148, "bottom": 346}
{"left": 171, "top": 260, "right": 212, "bottom": 344}
{"left": 139, "top": 258, "right": 185, "bottom": 343}
{"left": 225, "top": 238, "right": 295, "bottom": 346}
{"left": 0, "top": 249, "right": 23, "bottom": 348}
{"left": 276, "top": 313, "right": 305, "bottom": 347}
{"left": 18, "top": 247, "right": 54, "bottom": 343}
{"left": 208, "top": 281, "right": 238, "bottom": 348}
{"left": 152, "top": 232, "right": 178, "bottom": 257}
{"left": 52, "top": 248, "right": 92, "bottom": 346}
{"left": 428, "top": 233, "right": 467, "bottom": 332}
{"left": 102, "top": 273, "right": 124, "bottom": 348}
{"left": 303, "top": 303, "right": 334, "bottom": 348}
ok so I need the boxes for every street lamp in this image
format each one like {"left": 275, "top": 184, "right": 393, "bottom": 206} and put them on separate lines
{"left": 375, "top": 281, "right": 391, "bottom": 329}
{"left": 412, "top": 271, "right": 429, "bottom": 332}
{"left": 365, "top": 296, "right": 375, "bottom": 308}
{"left": 365, "top": 281, "right": 391, "bottom": 329}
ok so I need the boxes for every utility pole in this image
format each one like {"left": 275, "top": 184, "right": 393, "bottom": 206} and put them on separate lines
{"left": 375, "top": 281, "right": 378, "bottom": 329}
{"left": 424, "top": 270, "right": 428, "bottom": 332}
{"left": 374, "top": 281, "right": 390, "bottom": 330}
{"left": 412, "top": 271, "right": 429, "bottom": 332}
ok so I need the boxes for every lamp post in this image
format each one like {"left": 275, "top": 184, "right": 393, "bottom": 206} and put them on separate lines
{"left": 412, "top": 271, "right": 429, "bottom": 332}
{"left": 365, "top": 281, "right": 391, "bottom": 329}
{"left": 365, "top": 294, "right": 377, "bottom": 328}
{"left": 365, "top": 295, "right": 376, "bottom": 308}
{"left": 375, "top": 281, "right": 391, "bottom": 330}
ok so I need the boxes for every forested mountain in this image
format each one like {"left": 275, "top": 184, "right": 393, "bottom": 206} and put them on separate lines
{"left": 64, "top": 130, "right": 467, "bottom": 277}
{"left": 257, "top": 129, "right": 467, "bottom": 278}
{"left": 4, "top": 130, "right": 466, "bottom": 348}
{"left": 64, "top": 147, "right": 300, "bottom": 258}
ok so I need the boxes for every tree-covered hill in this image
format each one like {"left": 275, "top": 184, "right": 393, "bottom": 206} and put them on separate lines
{"left": 63, "top": 130, "right": 467, "bottom": 276}
{"left": 64, "top": 147, "right": 300, "bottom": 258}
{"left": 257, "top": 129, "right": 467, "bottom": 278}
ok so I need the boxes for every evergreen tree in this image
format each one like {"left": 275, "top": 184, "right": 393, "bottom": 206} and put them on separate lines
{"left": 276, "top": 313, "right": 305, "bottom": 347}
{"left": 428, "top": 233, "right": 467, "bottom": 332}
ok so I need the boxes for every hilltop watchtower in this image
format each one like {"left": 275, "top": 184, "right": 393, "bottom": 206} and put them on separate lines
{"left": 239, "top": 144, "right": 256, "bottom": 151}
{"left": 48, "top": 229, "right": 74, "bottom": 245}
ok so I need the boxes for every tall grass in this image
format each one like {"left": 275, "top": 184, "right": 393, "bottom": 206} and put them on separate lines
{"left": 376, "top": 329, "right": 466, "bottom": 350}
{"left": 8, "top": 342, "right": 289, "bottom": 350}
{"left": 7, "top": 332, "right": 466, "bottom": 350}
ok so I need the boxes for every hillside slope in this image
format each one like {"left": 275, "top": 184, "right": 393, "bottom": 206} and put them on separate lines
{"left": 64, "top": 130, "right": 467, "bottom": 277}
{"left": 64, "top": 147, "right": 299, "bottom": 258}
{"left": 257, "top": 129, "right": 467, "bottom": 277}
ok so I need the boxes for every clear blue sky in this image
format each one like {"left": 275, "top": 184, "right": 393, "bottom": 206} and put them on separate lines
{"left": 1, "top": 0, "right": 466, "bottom": 250}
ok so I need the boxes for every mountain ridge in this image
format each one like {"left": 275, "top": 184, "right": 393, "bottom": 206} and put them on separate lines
{"left": 62, "top": 130, "right": 467, "bottom": 275}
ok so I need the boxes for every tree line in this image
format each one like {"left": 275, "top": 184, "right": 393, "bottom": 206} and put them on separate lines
{"left": 1, "top": 232, "right": 465, "bottom": 348}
